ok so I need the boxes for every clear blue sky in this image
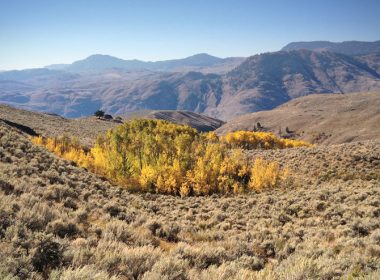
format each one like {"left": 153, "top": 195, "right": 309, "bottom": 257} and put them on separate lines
{"left": 1, "top": 0, "right": 379, "bottom": 70}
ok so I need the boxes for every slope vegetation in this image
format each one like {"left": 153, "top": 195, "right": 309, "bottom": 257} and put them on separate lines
{"left": 1, "top": 117, "right": 380, "bottom": 279}
{"left": 0, "top": 104, "right": 119, "bottom": 146}
{"left": 217, "top": 91, "right": 380, "bottom": 144}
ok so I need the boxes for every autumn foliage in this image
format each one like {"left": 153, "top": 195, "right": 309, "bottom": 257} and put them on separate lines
{"left": 30, "top": 120, "right": 304, "bottom": 196}
{"left": 221, "top": 130, "right": 312, "bottom": 149}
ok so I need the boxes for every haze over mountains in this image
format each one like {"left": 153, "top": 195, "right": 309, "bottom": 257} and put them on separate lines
{"left": 45, "top": 53, "right": 245, "bottom": 73}
{"left": 282, "top": 40, "right": 380, "bottom": 55}
{"left": 0, "top": 40, "right": 380, "bottom": 120}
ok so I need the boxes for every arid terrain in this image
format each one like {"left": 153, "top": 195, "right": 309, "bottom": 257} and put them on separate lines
{"left": 0, "top": 104, "right": 379, "bottom": 279}
{"left": 217, "top": 91, "right": 380, "bottom": 144}
{"left": 2, "top": 1, "right": 380, "bottom": 278}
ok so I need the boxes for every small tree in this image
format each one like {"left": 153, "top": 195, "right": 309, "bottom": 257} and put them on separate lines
{"left": 94, "top": 110, "right": 105, "bottom": 119}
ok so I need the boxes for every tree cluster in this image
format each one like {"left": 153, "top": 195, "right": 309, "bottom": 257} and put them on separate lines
{"left": 221, "top": 130, "right": 312, "bottom": 149}
{"left": 31, "top": 120, "right": 301, "bottom": 196}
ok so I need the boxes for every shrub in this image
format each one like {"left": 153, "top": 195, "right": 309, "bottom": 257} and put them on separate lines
{"left": 49, "top": 265, "right": 119, "bottom": 280}
{"left": 142, "top": 257, "right": 189, "bottom": 280}
{"left": 94, "top": 110, "right": 105, "bottom": 119}
{"left": 0, "top": 179, "right": 14, "bottom": 195}
{"left": 32, "top": 234, "right": 63, "bottom": 273}
{"left": 249, "top": 157, "right": 288, "bottom": 191}
{"left": 48, "top": 220, "right": 80, "bottom": 238}
{"left": 122, "top": 246, "right": 161, "bottom": 279}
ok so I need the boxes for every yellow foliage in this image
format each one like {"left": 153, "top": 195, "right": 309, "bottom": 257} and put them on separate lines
{"left": 31, "top": 135, "right": 44, "bottom": 145}
{"left": 249, "top": 157, "right": 287, "bottom": 191}
{"left": 30, "top": 119, "right": 296, "bottom": 196}
{"left": 222, "top": 131, "right": 312, "bottom": 149}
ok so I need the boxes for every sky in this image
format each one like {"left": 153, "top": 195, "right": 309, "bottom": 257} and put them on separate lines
{"left": 1, "top": 0, "right": 379, "bottom": 70}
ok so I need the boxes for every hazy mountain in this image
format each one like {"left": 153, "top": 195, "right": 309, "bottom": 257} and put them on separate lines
{"left": 0, "top": 68, "right": 78, "bottom": 82}
{"left": 65, "top": 54, "right": 146, "bottom": 72}
{"left": 45, "top": 63, "right": 70, "bottom": 70}
{"left": 48, "top": 53, "right": 244, "bottom": 74}
{"left": 213, "top": 49, "right": 380, "bottom": 119}
{"left": 1, "top": 48, "right": 380, "bottom": 119}
{"left": 282, "top": 40, "right": 380, "bottom": 56}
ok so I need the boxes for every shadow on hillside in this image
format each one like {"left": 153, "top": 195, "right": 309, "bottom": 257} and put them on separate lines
{"left": 1, "top": 119, "right": 39, "bottom": 136}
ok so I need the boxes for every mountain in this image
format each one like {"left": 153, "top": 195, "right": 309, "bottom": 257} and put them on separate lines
{"left": 65, "top": 54, "right": 147, "bottom": 72}
{"left": 214, "top": 49, "right": 380, "bottom": 119}
{"left": 282, "top": 40, "right": 380, "bottom": 56}
{"left": 0, "top": 68, "right": 78, "bottom": 83}
{"left": 1, "top": 48, "right": 380, "bottom": 120}
{"left": 216, "top": 91, "right": 380, "bottom": 144}
{"left": 45, "top": 63, "right": 70, "bottom": 70}
{"left": 357, "top": 52, "right": 380, "bottom": 73}
{"left": 49, "top": 53, "right": 244, "bottom": 74}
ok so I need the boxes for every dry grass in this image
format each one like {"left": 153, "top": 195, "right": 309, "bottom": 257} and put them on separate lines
{"left": 0, "top": 104, "right": 120, "bottom": 146}
{"left": 216, "top": 91, "right": 380, "bottom": 145}
{"left": 0, "top": 120, "right": 379, "bottom": 279}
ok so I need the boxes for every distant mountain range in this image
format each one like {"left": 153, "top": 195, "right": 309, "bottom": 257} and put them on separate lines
{"left": 45, "top": 53, "right": 245, "bottom": 74}
{"left": 0, "top": 40, "right": 380, "bottom": 120}
{"left": 282, "top": 40, "right": 380, "bottom": 55}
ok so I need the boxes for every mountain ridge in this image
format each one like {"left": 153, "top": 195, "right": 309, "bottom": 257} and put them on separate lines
{"left": 1, "top": 42, "right": 380, "bottom": 120}
{"left": 282, "top": 40, "right": 380, "bottom": 55}
{"left": 45, "top": 53, "right": 244, "bottom": 73}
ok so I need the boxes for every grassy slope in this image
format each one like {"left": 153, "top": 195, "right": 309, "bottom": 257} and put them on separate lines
{"left": 0, "top": 104, "right": 118, "bottom": 146}
{"left": 0, "top": 105, "right": 225, "bottom": 147}
{"left": 216, "top": 91, "right": 380, "bottom": 144}
{"left": 0, "top": 120, "right": 380, "bottom": 279}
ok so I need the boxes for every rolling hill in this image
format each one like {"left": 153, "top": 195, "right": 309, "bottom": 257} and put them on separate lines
{"left": 216, "top": 91, "right": 380, "bottom": 144}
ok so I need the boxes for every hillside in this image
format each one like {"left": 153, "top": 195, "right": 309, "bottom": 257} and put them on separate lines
{"left": 358, "top": 52, "right": 380, "bottom": 73}
{"left": 216, "top": 91, "right": 380, "bottom": 144}
{"left": 0, "top": 104, "right": 224, "bottom": 147}
{"left": 282, "top": 40, "right": 380, "bottom": 55}
{"left": 123, "top": 110, "right": 225, "bottom": 132}
{"left": 0, "top": 104, "right": 119, "bottom": 146}
{"left": 1, "top": 113, "right": 380, "bottom": 279}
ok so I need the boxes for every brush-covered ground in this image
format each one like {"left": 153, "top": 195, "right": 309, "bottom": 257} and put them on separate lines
{"left": 0, "top": 120, "right": 380, "bottom": 279}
